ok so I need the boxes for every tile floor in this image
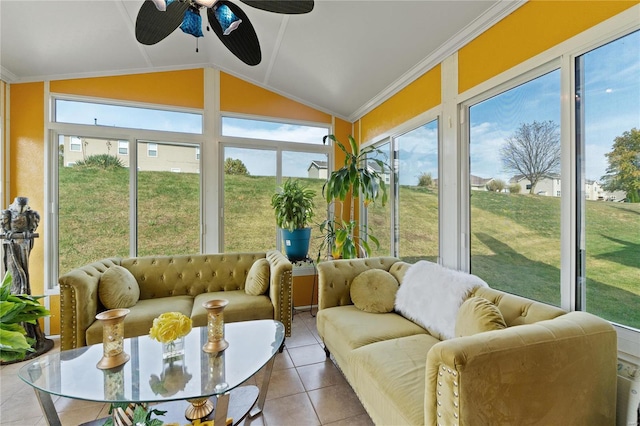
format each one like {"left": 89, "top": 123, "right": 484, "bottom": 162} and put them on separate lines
{"left": 0, "top": 310, "right": 373, "bottom": 426}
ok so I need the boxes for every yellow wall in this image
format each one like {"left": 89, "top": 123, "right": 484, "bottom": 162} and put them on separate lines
{"left": 458, "top": 0, "right": 639, "bottom": 93}
{"left": 220, "top": 72, "right": 332, "bottom": 123}
{"left": 51, "top": 69, "right": 205, "bottom": 108}
{"left": 360, "top": 65, "right": 441, "bottom": 143}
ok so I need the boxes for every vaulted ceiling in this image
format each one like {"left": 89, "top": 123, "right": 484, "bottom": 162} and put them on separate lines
{"left": 0, "top": 0, "right": 523, "bottom": 120}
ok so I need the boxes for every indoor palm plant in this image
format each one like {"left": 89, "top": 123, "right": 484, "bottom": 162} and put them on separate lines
{"left": 319, "top": 134, "right": 389, "bottom": 260}
{"left": 0, "top": 272, "right": 50, "bottom": 363}
{"left": 271, "top": 178, "right": 316, "bottom": 261}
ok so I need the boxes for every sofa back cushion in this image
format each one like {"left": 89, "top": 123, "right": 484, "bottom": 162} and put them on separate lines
{"left": 245, "top": 258, "right": 270, "bottom": 296}
{"left": 121, "top": 253, "right": 267, "bottom": 300}
{"left": 472, "top": 286, "right": 566, "bottom": 326}
{"left": 455, "top": 296, "right": 506, "bottom": 337}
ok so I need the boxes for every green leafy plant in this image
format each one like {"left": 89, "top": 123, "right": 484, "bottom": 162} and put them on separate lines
{"left": 0, "top": 272, "right": 51, "bottom": 362}
{"left": 271, "top": 179, "right": 316, "bottom": 231}
{"left": 75, "top": 154, "right": 124, "bottom": 170}
{"left": 103, "top": 404, "right": 166, "bottom": 426}
{"left": 319, "top": 134, "right": 389, "bottom": 260}
{"left": 224, "top": 157, "right": 250, "bottom": 175}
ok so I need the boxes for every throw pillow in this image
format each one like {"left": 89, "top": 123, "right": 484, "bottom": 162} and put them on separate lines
{"left": 245, "top": 258, "right": 270, "bottom": 296}
{"left": 455, "top": 296, "right": 507, "bottom": 337}
{"left": 394, "top": 260, "right": 488, "bottom": 340}
{"left": 99, "top": 265, "right": 140, "bottom": 309}
{"left": 350, "top": 269, "right": 399, "bottom": 313}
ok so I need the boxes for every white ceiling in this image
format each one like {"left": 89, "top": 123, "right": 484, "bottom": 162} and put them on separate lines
{"left": 0, "top": 0, "right": 523, "bottom": 121}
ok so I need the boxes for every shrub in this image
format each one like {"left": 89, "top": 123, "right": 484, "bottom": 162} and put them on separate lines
{"left": 508, "top": 183, "right": 522, "bottom": 194}
{"left": 75, "top": 154, "right": 124, "bottom": 170}
{"left": 224, "top": 158, "right": 249, "bottom": 175}
{"left": 486, "top": 179, "right": 505, "bottom": 192}
{"left": 417, "top": 172, "right": 433, "bottom": 187}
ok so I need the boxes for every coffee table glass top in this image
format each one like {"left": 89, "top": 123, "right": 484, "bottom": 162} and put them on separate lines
{"left": 19, "top": 320, "right": 284, "bottom": 404}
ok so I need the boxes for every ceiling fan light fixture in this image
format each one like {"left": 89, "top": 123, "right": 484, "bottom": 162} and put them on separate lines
{"left": 214, "top": 4, "right": 242, "bottom": 36}
{"left": 194, "top": 0, "right": 217, "bottom": 7}
{"left": 180, "top": 6, "right": 204, "bottom": 37}
{"left": 151, "top": 0, "right": 167, "bottom": 11}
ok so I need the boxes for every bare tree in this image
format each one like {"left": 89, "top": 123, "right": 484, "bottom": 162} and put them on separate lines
{"left": 500, "top": 120, "right": 560, "bottom": 194}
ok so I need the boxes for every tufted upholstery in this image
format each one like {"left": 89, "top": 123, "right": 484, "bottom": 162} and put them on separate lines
{"left": 60, "top": 251, "right": 292, "bottom": 351}
{"left": 316, "top": 257, "right": 617, "bottom": 426}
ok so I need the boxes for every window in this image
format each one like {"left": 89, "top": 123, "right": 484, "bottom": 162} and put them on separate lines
{"left": 468, "top": 69, "right": 561, "bottom": 306}
{"left": 220, "top": 117, "right": 330, "bottom": 255}
{"left": 147, "top": 143, "right": 158, "bottom": 157}
{"left": 69, "top": 137, "right": 82, "bottom": 152}
{"left": 55, "top": 99, "right": 203, "bottom": 134}
{"left": 118, "top": 141, "right": 128, "bottom": 155}
{"left": 395, "top": 120, "right": 439, "bottom": 262}
{"left": 575, "top": 30, "right": 640, "bottom": 330}
{"left": 221, "top": 116, "right": 327, "bottom": 144}
{"left": 136, "top": 141, "right": 200, "bottom": 257}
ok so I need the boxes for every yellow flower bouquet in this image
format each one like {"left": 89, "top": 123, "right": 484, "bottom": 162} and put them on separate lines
{"left": 149, "top": 312, "right": 192, "bottom": 344}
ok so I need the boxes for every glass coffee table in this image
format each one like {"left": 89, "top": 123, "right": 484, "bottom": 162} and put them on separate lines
{"left": 19, "top": 320, "right": 284, "bottom": 426}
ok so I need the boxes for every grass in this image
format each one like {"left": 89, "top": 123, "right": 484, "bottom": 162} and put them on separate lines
{"left": 59, "top": 169, "right": 640, "bottom": 328}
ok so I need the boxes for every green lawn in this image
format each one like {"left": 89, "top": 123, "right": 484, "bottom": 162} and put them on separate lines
{"left": 59, "top": 169, "right": 639, "bottom": 328}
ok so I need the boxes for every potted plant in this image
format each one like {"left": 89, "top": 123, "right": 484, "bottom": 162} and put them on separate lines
{"left": 271, "top": 178, "right": 316, "bottom": 261}
{"left": 0, "top": 272, "right": 51, "bottom": 363}
{"left": 318, "top": 134, "right": 389, "bottom": 260}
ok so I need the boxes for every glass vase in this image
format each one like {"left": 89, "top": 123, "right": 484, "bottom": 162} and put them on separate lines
{"left": 95, "top": 308, "right": 130, "bottom": 369}
{"left": 162, "top": 337, "right": 185, "bottom": 359}
{"left": 202, "top": 299, "right": 229, "bottom": 353}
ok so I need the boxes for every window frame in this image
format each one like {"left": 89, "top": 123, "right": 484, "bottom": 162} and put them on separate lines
{"left": 46, "top": 94, "right": 206, "bottom": 294}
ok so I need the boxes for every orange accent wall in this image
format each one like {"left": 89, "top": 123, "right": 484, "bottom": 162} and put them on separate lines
{"left": 50, "top": 69, "right": 205, "bottom": 109}
{"left": 220, "top": 72, "right": 332, "bottom": 123}
{"left": 360, "top": 65, "right": 441, "bottom": 143}
{"left": 458, "top": 0, "right": 639, "bottom": 93}
{"left": 8, "top": 82, "right": 59, "bottom": 332}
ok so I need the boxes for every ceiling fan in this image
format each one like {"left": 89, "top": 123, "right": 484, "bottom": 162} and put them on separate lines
{"left": 135, "top": 0, "right": 314, "bottom": 66}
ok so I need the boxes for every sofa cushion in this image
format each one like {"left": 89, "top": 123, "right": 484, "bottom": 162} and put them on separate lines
{"left": 349, "top": 334, "right": 440, "bottom": 425}
{"left": 86, "top": 295, "right": 194, "bottom": 345}
{"left": 245, "top": 258, "right": 270, "bottom": 296}
{"left": 395, "top": 260, "right": 488, "bottom": 339}
{"left": 98, "top": 265, "right": 140, "bottom": 309}
{"left": 350, "top": 269, "right": 399, "bottom": 313}
{"left": 190, "top": 290, "right": 274, "bottom": 327}
{"left": 316, "top": 305, "right": 428, "bottom": 354}
{"left": 455, "top": 296, "right": 506, "bottom": 337}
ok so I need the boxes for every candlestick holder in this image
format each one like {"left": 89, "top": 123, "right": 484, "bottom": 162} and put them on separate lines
{"left": 202, "top": 299, "right": 229, "bottom": 353}
{"left": 96, "top": 308, "right": 130, "bottom": 369}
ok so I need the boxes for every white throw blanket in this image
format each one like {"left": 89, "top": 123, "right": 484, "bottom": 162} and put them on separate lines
{"left": 394, "top": 260, "right": 488, "bottom": 339}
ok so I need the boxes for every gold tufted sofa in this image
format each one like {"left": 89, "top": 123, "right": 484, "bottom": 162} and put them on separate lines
{"left": 316, "top": 257, "right": 617, "bottom": 425}
{"left": 59, "top": 251, "right": 292, "bottom": 351}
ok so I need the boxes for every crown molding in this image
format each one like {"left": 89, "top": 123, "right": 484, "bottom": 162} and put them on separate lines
{"left": 348, "top": 0, "right": 526, "bottom": 123}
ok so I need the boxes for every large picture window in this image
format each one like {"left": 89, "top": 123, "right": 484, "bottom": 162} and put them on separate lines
{"left": 575, "top": 30, "right": 640, "bottom": 329}
{"left": 468, "top": 70, "right": 562, "bottom": 306}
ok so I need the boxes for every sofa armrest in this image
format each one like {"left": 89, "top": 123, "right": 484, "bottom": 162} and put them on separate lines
{"left": 58, "top": 258, "right": 121, "bottom": 350}
{"left": 317, "top": 257, "right": 400, "bottom": 310}
{"left": 425, "top": 311, "right": 617, "bottom": 425}
{"left": 266, "top": 250, "right": 292, "bottom": 337}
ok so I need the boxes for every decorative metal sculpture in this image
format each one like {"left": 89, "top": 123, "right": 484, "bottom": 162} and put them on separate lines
{"left": 1, "top": 197, "right": 53, "bottom": 360}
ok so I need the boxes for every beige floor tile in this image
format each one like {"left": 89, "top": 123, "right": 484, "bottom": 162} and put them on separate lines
{"left": 307, "top": 383, "right": 366, "bottom": 425}
{"left": 54, "top": 396, "right": 106, "bottom": 413}
{"left": 262, "top": 393, "right": 320, "bottom": 426}
{"left": 265, "top": 367, "right": 305, "bottom": 401}
{"left": 296, "top": 360, "right": 347, "bottom": 391}
{"left": 287, "top": 344, "right": 327, "bottom": 367}
{"left": 273, "top": 349, "right": 294, "bottom": 371}
{"left": 236, "top": 412, "right": 265, "bottom": 426}
{"left": 285, "top": 326, "right": 320, "bottom": 348}
{"left": 58, "top": 406, "right": 108, "bottom": 425}
{"left": 323, "top": 413, "right": 374, "bottom": 426}
{"left": 1, "top": 414, "right": 45, "bottom": 426}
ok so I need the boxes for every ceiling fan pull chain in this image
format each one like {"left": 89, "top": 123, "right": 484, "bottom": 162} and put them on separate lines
{"left": 196, "top": 37, "right": 199, "bottom": 53}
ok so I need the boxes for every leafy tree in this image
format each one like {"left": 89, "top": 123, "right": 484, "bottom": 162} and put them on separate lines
{"left": 224, "top": 158, "right": 249, "bottom": 175}
{"left": 500, "top": 120, "right": 560, "bottom": 194}
{"left": 601, "top": 128, "right": 640, "bottom": 203}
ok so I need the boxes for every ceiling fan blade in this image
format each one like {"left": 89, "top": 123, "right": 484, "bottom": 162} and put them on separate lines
{"left": 238, "top": 0, "right": 314, "bottom": 14}
{"left": 207, "top": 1, "right": 261, "bottom": 66}
{"left": 136, "top": 0, "right": 189, "bottom": 45}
